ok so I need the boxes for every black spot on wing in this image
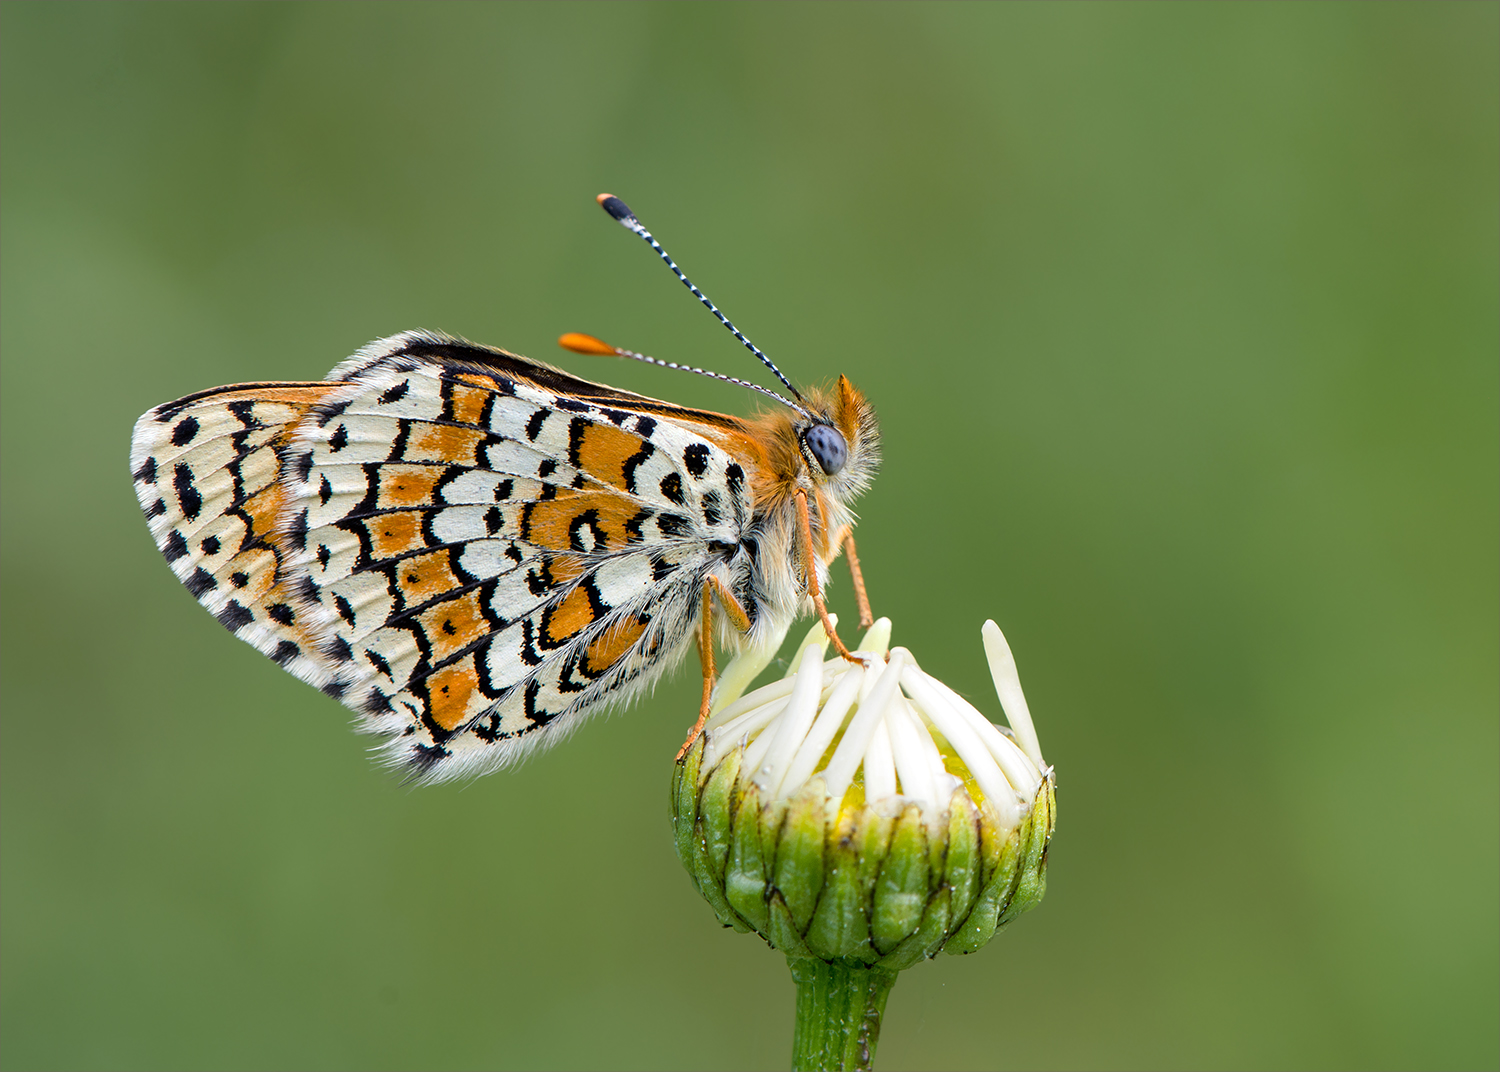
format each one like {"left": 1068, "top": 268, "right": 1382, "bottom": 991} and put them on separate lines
{"left": 379, "top": 380, "right": 410, "bottom": 405}
{"left": 162, "top": 530, "right": 189, "bottom": 563}
{"left": 659, "top": 472, "right": 685, "bottom": 506}
{"left": 522, "top": 677, "right": 555, "bottom": 726}
{"left": 568, "top": 509, "right": 607, "bottom": 552}
{"left": 133, "top": 456, "right": 158, "bottom": 484}
{"left": 328, "top": 424, "right": 350, "bottom": 452}
{"left": 625, "top": 509, "right": 652, "bottom": 542}
{"left": 365, "top": 647, "right": 394, "bottom": 679}
{"left": 409, "top": 743, "right": 448, "bottom": 775}
{"left": 170, "top": 416, "right": 200, "bottom": 446}
{"left": 267, "top": 603, "right": 294, "bottom": 626}
{"left": 287, "top": 508, "right": 308, "bottom": 551}
{"left": 230, "top": 570, "right": 250, "bottom": 588}
{"left": 227, "top": 399, "right": 258, "bottom": 427}
{"left": 218, "top": 600, "right": 253, "bottom": 631}
{"left": 621, "top": 441, "right": 656, "bottom": 494}
{"left": 317, "top": 398, "right": 351, "bottom": 427}
{"left": 200, "top": 535, "right": 221, "bottom": 555}
{"left": 186, "top": 567, "right": 217, "bottom": 597}
{"left": 701, "top": 490, "right": 722, "bottom": 527}
{"left": 173, "top": 463, "right": 202, "bottom": 521}
{"left": 272, "top": 641, "right": 299, "bottom": 665}
{"left": 525, "top": 410, "right": 547, "bottom": 441}
{"left": 683, "top": 443, "right": 710, "bottom": 477}
{"left": 567, "top": 417, "right": 587, "bottom": 467}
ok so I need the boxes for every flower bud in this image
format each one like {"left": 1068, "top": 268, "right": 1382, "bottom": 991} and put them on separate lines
{"left": 672, "top": 617, "right": 1055, "bottom": 971}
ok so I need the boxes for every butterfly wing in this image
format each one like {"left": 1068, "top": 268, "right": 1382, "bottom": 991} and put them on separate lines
{"left": 130, "top": 381, "right": 345, "bottom": 688}
{"left": 135, "top": 332, "right": 759, "bottom": 783}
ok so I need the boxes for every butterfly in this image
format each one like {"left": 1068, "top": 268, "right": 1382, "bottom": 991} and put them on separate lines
{"left": 130, "top": 195, "right": 879, "bottom": 783}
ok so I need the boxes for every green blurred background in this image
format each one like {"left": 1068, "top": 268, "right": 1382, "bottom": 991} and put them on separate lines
{"left": 2, "top": 4, "right": 1495, "bottom": 1069}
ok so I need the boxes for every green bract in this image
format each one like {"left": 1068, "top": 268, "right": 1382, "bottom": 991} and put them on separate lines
{"left": 671, "top": 618, "right": 1056, "bottom": 972}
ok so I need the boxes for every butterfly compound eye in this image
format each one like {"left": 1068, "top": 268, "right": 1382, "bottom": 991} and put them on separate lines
{"left": 803, "top": 424, "right": 848, "bottom": 476}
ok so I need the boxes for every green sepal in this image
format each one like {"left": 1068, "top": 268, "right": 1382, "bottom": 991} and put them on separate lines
{"left": 671, "top": 739, "right": 703, "bottom": 872}
{"left": 855, "top": 807, "right": 894, "bottom": 894}
{"left": 805, "top": 797, "right": 874, "bottom": 961}
{"left": 879, "top": 886, "right": 952, "bottom": 972}
{"left": 697, "top": 747, "right": 743, "bottom": 885}
{"left": 871, "top": 804, "right": 929, "bottom": 954}
{"left": 690, "top": 820, "right": 752, "bottom": 933}
{"left": 758, "top": 795, "right": 790, "bottom": 880}
{"left": 773, "top": 779, "right": 828, "bottom": 932}
{"left": 765, "top": 890, "right": 815, "bottom": 958}
{"left": 943, "top": 810, "right": 1022, "bottom": 955}
{"left": 997, "top": 776, "right": 1055, "bottom": 929}
{"left": 725, "top": 783, "right": 772, "bottom": 934}
{"left": 942, "top": 791, "right": 983, "bottom": 932}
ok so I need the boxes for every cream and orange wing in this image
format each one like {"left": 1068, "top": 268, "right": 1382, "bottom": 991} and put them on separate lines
{"left": 130, "top": 382, "right": 344, "bottom": 689}
{"left": 277, "top": 332, "right": 756, "bottom": 782}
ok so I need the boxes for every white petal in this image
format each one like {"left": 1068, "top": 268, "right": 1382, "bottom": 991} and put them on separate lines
{"left": 900, "top": 661, "right": 1024, "bottom": 829}
{"left": 780, "top": 663, "right": 864, "bottom": 800}
{"left": 756, "top": 645, "right": 828, "bottom": 798}
{"left": 703, "top": 696, "right": 789, "bottom": 771}
{"left": 884, "top": 691, "right": 935, "bottom": 812}
{"left": 823, "top": 650, "right": 907, "bottom": 801}
{"left": 854, "top": 617, "right": 892, "bottom": 659}
{"left": 983, "top": 620, "right": 1044, "bottom": 769}
{"left": 709, "top": 618, "right": 792, "bottom": 714}
{"left": 864, "top": 718, "right": 897, "bottom": 805}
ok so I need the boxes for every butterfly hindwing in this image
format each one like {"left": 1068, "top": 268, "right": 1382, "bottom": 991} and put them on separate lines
{"left": 269, "top": 334, "right": 754, "bottom": 779}
{"left": 130, "top": 383, "right": 344, "bottom": 688}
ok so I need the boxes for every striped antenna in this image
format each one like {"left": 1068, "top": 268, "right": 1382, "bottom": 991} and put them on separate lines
{"left": 558, "top": 333, "right": 811, "bottom": 417}
{"left": 596, "top": 193, "right": 806, "bottom": 406}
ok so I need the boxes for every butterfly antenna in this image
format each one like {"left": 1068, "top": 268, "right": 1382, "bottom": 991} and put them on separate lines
{"left": 559, "top": 333, "right": 810, "bottom": 417}
{"left": 596, "top": 193, "right": 807, "bottom": 406}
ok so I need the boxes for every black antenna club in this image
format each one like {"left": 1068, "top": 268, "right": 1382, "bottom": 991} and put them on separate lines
{"left": 595, "top": 193, "right": 807, "bottom": 407}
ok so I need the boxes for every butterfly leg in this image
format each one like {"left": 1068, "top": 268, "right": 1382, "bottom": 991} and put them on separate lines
{"left": 677, "top": 576, "right": 754, "bottom": 761}
{"left": 794, "top": 488, "right": 861, "bottom": 663}
{"left": 827, "top": 524, "right": 874, "bottom": 631}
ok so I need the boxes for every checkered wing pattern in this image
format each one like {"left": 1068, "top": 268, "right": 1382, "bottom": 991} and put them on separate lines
{"left": 132, "top": 332, "right": 755, "bottom": 782}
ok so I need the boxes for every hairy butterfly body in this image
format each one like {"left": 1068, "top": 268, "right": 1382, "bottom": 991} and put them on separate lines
{"left": 132, "top": 197, "right": 879, "bottom": 782}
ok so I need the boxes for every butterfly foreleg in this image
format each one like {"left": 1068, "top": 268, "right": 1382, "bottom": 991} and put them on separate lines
{"left": 677, "top": 575, "right": 754, "bottom": 761}
{"left": 794, "top": 488, "right": 860, "bottom": 663}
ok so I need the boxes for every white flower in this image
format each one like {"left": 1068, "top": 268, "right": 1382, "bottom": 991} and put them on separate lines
{"left": 671, "top": 614, "right": 1056, "bottom": 970}
{"left": 700, "top": 616, "right": 1050, "bottom": 836}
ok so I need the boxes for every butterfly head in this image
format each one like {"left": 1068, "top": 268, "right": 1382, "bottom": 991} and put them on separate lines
{"left": 791, "top": 374, "right": 880, "bottom": 500}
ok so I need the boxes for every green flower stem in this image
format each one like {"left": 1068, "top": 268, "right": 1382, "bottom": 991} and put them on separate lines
{"left": 790, "top": 958, "right": 898, "bottom": 1072}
